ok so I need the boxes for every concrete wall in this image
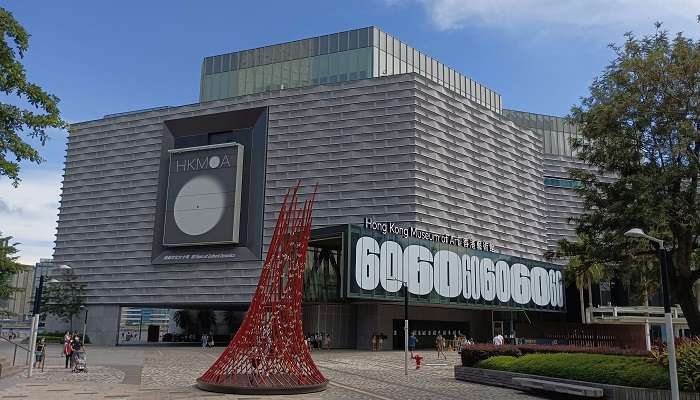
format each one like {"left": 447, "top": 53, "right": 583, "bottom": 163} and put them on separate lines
{"left": 54, "top": 74, "right": 548, "bottom": 344}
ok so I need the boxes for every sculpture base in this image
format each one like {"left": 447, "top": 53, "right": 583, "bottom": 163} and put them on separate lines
{"left": 196, "top": 377, "right": 328, "bottom": 395}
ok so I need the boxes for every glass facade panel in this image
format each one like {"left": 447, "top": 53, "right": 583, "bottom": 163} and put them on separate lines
{"left": 201, "top": 27, "right": 503, "bottom": 112}
{"left": 364, "top": 28, "right": 371, "bottom": 47}
{"left": 339, "top": 32, "right": 348, "bottom": 52}
{"left": 349, "top": 30, "right": 358, "bottom": 50}
{"left": 222, "top": 54, "right": 231, "bottom": 72}
{"left": 320, "top": 35, "right": 328, "bottom": 55}
{"left": 329, "top": 33, "right": 338, "bottom": 53}
{"left": 263, "top": 64, "right": 272, "bottom": 90}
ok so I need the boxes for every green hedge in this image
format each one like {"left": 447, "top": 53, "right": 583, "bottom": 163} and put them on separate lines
{"left": 477, "top": 353, "right": 671, "bottom": 390}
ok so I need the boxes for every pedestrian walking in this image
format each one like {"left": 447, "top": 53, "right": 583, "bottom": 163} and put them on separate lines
{"left": 201, "top": 333, "right": 208, "bottom": 349}
{"left": 34, "top": 338, "right": 46, "bottom": 370}
{"left": 408, "top": 332, "right": 418, "bottom": 357}
{"left": 371, "top": 334, "right": 377, "bottom": 351}
{"left": 378, "top": 333, "right": 384, "bottom": 351}
{"left": 493, "top": 331, "right": 504, "bottom": 346}
{"left": 63, "top": 336, "right": 74, "bottom": 368}
{"left": 436, "top": 334, "right": 447, "bottom": 360}
{"left": 208, "top": 334, "right": 215, "bottom": 348}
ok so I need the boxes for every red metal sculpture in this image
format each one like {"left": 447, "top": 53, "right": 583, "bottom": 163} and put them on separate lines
{"left": 196, "top": 183, "right": 327, "bottom": 394}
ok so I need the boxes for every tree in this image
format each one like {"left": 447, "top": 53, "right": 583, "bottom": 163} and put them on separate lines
{"left": 0, "top": 7, "right": 65, "bottom": 186}
{"left": 197, "top": 309, "right": 217, "bottom": 334}
{"left": 565, "top": 257, "right": 607, "bottom": 323}
{"left": 173, "top": 310, "right": 193, "bottom": 335}
{"left": 41, "top": 269, "right": 85, "bottom": 331}
{"left": 0, "top": 233, "right": 27, "bottom": 318}
{"left": 560, "top": 22, "right": 700, "bottom": 335}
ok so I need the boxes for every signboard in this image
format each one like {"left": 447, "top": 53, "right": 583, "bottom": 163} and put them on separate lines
{"left": 349, "top": 227, "right": 565, "bottom": 312}
{"left": 163, "top": 142, "right": 244, "bottom": 246}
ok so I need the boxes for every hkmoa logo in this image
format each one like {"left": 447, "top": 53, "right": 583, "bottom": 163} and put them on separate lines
{"left": 175, "top": 154, "right": 232, "bottom": 173}
{"left": 355, "top": 236, "right": 564, "bottom": 308}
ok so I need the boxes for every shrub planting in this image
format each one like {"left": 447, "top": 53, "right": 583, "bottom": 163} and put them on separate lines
{"left": 460, "top": 343, "right": 648, "bottom": 366}
{"left": 648, "top": 337, "right": 700, "bottom": 392}
{"left": 478, "top": 353, "right": 670, "bottom": 390}
{"left": 460, "top": 344, "right": 521, "bottom": 366}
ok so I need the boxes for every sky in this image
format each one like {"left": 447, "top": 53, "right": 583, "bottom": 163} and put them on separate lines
{"left": 1, "top": 0, "right": 698, "bottom": 264}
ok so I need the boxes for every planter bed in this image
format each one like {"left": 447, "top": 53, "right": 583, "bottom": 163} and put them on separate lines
{"left": 455, "top": 366, "right": 700, "bottom": 400}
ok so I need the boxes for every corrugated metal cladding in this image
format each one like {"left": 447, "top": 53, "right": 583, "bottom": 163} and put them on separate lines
{"left": 502, "top": 109, "right": 597, "bottom": 256}
{"left": 55, "top": 73, "right": 546, "bottom": 307}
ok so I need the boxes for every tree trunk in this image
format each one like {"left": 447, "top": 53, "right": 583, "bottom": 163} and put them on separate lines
{"left": 670, "top": 274, "right": 700, "bottom": 336}
{"left": 586, "top": 278, "right": 593, "bottom": 323}
{"left": 579, "top": 286, "right": 586, "bottom": 324}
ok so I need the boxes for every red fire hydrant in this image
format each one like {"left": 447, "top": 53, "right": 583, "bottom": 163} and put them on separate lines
{"left": 412, "top": 354, "right": 423, "bottom": 370}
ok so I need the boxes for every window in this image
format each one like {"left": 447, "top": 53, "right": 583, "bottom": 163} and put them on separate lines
{"left": 290, "top": 41, "right": 300, "bottom": 60}
{"left": 254, "top": 48, "right": 262, "bottom": 67}
{"left": 231, "top": 53, "right": 239, "bottom": 70}
{"left": 359, "top": 27, "right": 369, "bottom": 48}
{"left": 320, "top": 35, "right": 328, "bottom": 55}
{"left": 263, "top": 64, "right": 272, "bottom": 89}
{"left": 290, "top": 59, "right": 300, "bottom": 87}
{"left": 222, "top": 54, "right": 231, "bottom": 72}
{"left": 263, "top": 47, "right": 273, "bottom": 64}
{"left": 312, "top": 37, "right": 320, "bottom": 56}
{"left": 272, "top": 63, "right": 282, "bottom": 88}
{"left": 254, "top": 66, "right": 264, "bottom": 92}
{"left": 349, "top": 29, "right": 358, "bottom": 50}
{"left": 339, "top": 31, "right": 348, "bottom": 52}
{"left": 301, "top": 39, "right": 310, "bottom": 58}
{"left": 213, "top": 55, "right": 222, "bottom": 74}
{"left": 379, "top": 31, "right": 387, "bottom": 52}
{"left": 400, "top": 42, "right": 407, "bottom": 61}
{"left": 544, "top": 177, "right": 582, "bottom": 189}
{"left": 329, "top": 33, "right": 338, "bottom": 53}
{"left": 205, "top": 57, "right": 213, "bottom": 75}
{"left": 239, "top": 50, "right": 250, "bottom": 69}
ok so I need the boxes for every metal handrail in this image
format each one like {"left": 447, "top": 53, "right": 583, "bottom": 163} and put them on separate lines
{"left": 0, "top": 335, "right": 30, "bottom": 367}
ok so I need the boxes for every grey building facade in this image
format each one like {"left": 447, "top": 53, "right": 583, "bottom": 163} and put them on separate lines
{"left": 54, "top": 28, "right": 584, "bottom": 347}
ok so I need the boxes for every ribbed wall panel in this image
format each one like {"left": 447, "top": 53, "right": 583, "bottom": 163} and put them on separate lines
{"left": 412, "top": 78, "right": 547, "bottom": 259}
{"left": 55, "top": 74, "right": 551, "bottom": 307}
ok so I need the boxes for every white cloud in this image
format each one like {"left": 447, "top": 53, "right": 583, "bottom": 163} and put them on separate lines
{"left": 404, "top": 0, "right": 699, "bottom": 36}
{"left": 0, "top": 168, "right": 62, "bottom": 265}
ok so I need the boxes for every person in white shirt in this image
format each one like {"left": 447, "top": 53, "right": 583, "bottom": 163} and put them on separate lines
{"left": 493, "top": 332, "right": 504, "bottom": 346}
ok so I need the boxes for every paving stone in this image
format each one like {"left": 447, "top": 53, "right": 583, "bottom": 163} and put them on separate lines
{"left": 0, "top": 345, "right": 545, "bottom": 399}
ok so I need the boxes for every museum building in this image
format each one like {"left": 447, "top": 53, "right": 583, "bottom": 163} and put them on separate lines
{"left": 52, "top": 27, "right": 586, "bottom": 347}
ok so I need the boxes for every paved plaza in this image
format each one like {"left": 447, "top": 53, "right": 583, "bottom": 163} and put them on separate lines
{"left": 0, "top": 345, "right": 546, "bottom": 399}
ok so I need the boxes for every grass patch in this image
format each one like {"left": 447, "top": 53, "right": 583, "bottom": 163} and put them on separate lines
{"left": 477, "top": 353, "right": 670, "bottom": 390}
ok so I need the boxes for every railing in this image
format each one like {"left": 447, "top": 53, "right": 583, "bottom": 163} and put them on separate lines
{"left": 590, "top": 306, "right": 689, "bottom": 327}
{"left": 0, "top": 335, "right": 30, "bottom": 367}
{"left": 515, "top": 322, "right": 647, "bottom": 350}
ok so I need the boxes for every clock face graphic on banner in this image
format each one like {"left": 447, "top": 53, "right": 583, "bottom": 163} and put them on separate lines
{"left": 173, "top": 175, "right": 225, "bottom": 236}
{"left": 163, "top": 143, "right": 244, "bottom": 246}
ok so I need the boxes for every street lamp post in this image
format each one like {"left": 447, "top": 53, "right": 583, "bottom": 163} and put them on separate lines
{"left": 624, "top": 228, "right": 679, "bottom": 400}
{"left": 80, "top": 305, "right": 88, "bottom": 345}
{"left": 28, "top": 264, "right": 70, "bottom": 378}
{"left": 388, "top": 278, "right": 409, "bottom": 376}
